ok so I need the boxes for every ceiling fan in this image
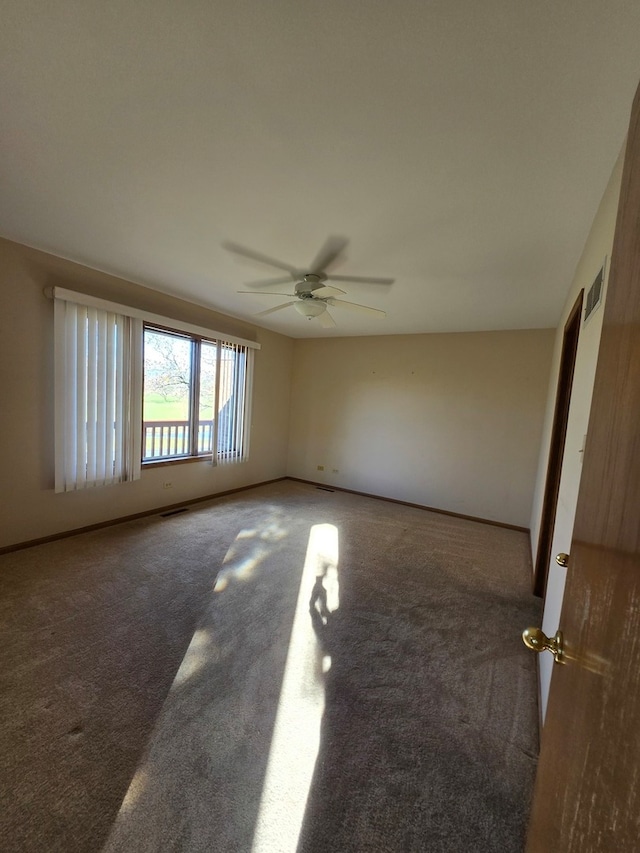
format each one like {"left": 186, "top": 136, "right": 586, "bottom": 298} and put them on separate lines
{"left": 223, "top": 236, "right": 394, "bottom": 327}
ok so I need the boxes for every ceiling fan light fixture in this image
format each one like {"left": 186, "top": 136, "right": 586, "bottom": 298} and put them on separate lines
{"left": 294, "top": 300, "right": 326, "bottom": 319}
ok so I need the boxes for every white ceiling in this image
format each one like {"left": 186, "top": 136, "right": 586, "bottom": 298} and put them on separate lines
{"left": 2, "top": 1, "right": 640, "bottom": 338}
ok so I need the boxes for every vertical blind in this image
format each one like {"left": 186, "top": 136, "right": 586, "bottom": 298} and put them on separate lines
{"left": 54, "top": 298, "right": 143, "bottom": 492}
{"left": 212, "top": 342, "right": 254, "bottom": 465}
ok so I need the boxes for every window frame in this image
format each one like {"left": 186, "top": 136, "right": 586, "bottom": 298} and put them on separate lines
{"left": 141, "top": 322, "right": 250, "bottom": 467}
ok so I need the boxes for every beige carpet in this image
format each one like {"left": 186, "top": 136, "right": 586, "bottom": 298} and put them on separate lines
{"left": 0, "top": 480, "right": 541, "bottom": 852}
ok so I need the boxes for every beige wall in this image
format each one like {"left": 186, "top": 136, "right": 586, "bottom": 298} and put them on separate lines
{"left": 0, "top": 237, "right": 565, "bottom": 548}
{"left": 287, "top": 330, "right": 554, "bottom": 528}
{"left": 529, "top": 144, "right": 625, "bottom": 721}
{"left": 0, "top": 239, "right": 294, "bottom": 548}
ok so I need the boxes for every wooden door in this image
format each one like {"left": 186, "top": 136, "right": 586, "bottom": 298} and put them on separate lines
{"left": 526, "top": 79, "right": 640, "bottom": 851}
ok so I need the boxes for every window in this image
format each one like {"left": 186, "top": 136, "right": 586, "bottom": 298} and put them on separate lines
{"left": 52, "top": 287, "right": 257, "bottom": 491}
{"left": 142, "top": 324, "right": 253, "bottom": 465}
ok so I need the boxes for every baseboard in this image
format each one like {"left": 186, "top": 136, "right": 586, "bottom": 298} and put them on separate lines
{"left": 0, "top": 477, "right": 288, "bottom": 555}
{"left": 286, "top": 477, "right": 529, "bottom": 533}
{"left": 0, "top": 475, "right": 528, "bottom": 555}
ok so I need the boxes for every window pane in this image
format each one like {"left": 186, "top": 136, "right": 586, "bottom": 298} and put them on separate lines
{"left": 143, "top": 329, "right": 193, "bottom": 460}
{"left": 198, "top": 341, "right": 217, "bottom": 454}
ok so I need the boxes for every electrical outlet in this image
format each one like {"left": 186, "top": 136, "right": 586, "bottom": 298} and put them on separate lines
{"left": 163, "top": 481, "right": 173, "bottom": 489}
{"left": 332, "top": 468, "right": 339, "bottom": 473}
{"left": 317, "top": 465, "right": 324, "bottom": 471}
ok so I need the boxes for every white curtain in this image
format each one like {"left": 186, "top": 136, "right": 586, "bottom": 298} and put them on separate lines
{"left": 54, "top": 298, "right": 143, "bottom": 492}
{"left": 212, "top": 342, "right": 254, "bottom": 465}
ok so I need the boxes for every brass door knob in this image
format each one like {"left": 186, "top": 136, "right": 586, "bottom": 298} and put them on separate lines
{"left": 522, "top": 627, "right": 564, "bottom": 663}
{"left": 556, "top": 553, "right": 569, "bottom": 567}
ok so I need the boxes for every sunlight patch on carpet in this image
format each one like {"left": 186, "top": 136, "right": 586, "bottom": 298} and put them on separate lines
{"left": 172, "top": 628, "right": 212, "bottom": 688}
{"left": 118, "top": 767, "right": 148, "bottom": 815}
{"left": 214, "top": 517, "right": 289, "bottom": 591}
{"left": 251, "top": 523, "right": 339, "bottom": 853}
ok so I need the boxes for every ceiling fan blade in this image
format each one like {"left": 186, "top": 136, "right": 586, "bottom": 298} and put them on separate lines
{"left": 244, "top": 276, "right": 294, "bottom": 288}
{"left": 237, "top": 291, "right": 295, "bottom": 296}
{"left": 222, "top": 242, "right": 298, "bottom": 274}
{"left": 309, "top": 236, "right": 349, "bottom": 274}
{"left": 326, "top": 298, "right": 386, "bottom": 318}
{"left": 317, "top": 310, "right": 337, "bottom": 328}
{"left": 311, "top": 285, "right": 346, "bottom": 297}
{"left": 255, "top": 301, "right": 297, "bottom": 317}
{"left": 326, "top": 274, "right": 395, "bottom": 285}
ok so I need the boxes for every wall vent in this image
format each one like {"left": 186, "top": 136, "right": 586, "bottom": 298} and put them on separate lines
{"left": 584, "top": 260, "right": 606, "bottom": 324}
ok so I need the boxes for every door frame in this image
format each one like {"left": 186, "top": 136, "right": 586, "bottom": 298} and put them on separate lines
{"left": 532, "top": 290, "right": 583, "bottom": 598}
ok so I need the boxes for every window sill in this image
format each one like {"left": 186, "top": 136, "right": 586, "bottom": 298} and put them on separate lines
{"left": 142, "top": 455, "right": 211, "bottom": 469}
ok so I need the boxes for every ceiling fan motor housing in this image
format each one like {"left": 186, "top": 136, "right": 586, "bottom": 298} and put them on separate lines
{"left": 295, "top": 273, "right": 326, "bottom": 295}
